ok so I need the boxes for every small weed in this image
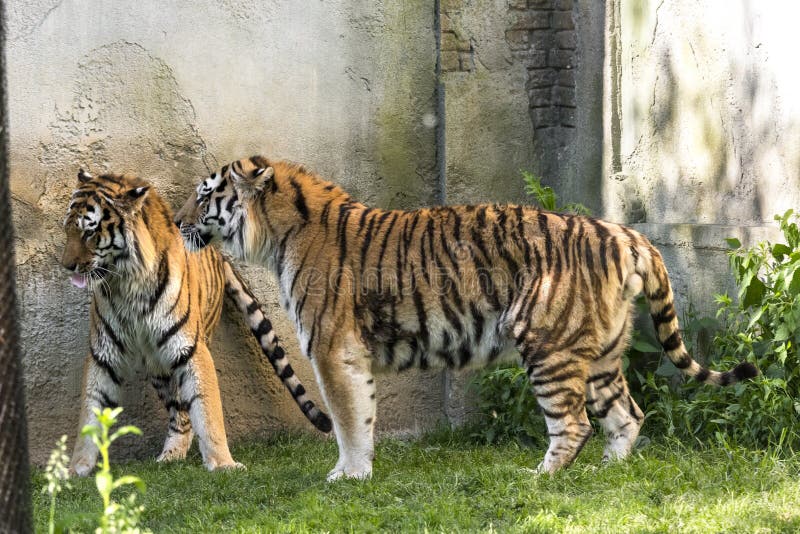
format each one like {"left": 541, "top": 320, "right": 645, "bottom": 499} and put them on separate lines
{"left": 39, "top": 408, "right": 149, "bottom": 533}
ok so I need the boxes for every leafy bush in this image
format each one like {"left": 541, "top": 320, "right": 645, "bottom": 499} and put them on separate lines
{"left": 642, "top": 211, "right": 800, "bottom": 450}
{"left": 470, "top": 365, "right": 547, "bottom": 446}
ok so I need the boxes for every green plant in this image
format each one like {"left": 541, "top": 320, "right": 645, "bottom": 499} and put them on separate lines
{"left": 81, "top": 407, "right": 150, "bottom": 534}
{"left": 470, "top": 365, "right": 547, "bottom": 446}
{"left": 641, "top": 210, "right": 800, "bottom": 449}
{"left": 43, "top": 435, "right": 71, "bottom": 534}
{"left": 521, "top": 170, "right": 592, "bottom": 216}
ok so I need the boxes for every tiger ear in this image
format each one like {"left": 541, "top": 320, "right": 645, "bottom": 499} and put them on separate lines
{"left": 252, "top": 166, "right": 274, "bottom": 189}
{"left": 231, "top": 166, "right": 274, "bottom": 198}
{"left": 78, "top": 168, "right": 93, "bottom": 183}
{"left": 121, "top": 185, "right": 150, "bottom": 210}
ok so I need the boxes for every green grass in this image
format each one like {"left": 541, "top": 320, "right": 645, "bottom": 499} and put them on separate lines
{"left": 32, "top": 429, "right": 800, "bottom": 533}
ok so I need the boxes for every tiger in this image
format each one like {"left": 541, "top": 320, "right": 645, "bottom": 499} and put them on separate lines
{"left": 174, "top": 155, "right": 758, "bottom": 480}
{"left": 62, "top": 169, "right": 331, "bottom": 476}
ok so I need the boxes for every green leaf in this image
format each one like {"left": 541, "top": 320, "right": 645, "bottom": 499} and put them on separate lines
{"left": 112, "top": 475, "right": 146, "bottom": 493}
{"left": 746, "top": 307, "right": 765, "bottom": 330}
{"left": 632, "top": 339, "right": 662, "bottom": 353}
{"left": 772, "top": 243, "right": 792, "bottom": 261}
{"left": 742, "top": 276, "right": 767, "bottom": 308}
{"left": 80, "top": 424, "right": 100, "bottom": 438}
{"left": 95, "top": 471, "right": 112, "bottom": 496}
{"left": 788, "top": 269, "right": 800, "bottom": 296}
{"left": 110, "top": 425, "right": 143, "bottom": 443}
{"left": 726, "top": 237, "right": 742, "bottom": 249}
{"left": 655, "top": 359, "right": 680, "bottom": 377}
{"left": 775, "top": 324, "right": 791, "bottom": 342}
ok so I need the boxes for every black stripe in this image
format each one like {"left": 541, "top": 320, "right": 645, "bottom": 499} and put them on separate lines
{"left": 587, "top": 370, "right": 617, "bottom": 384}
{"left": 672, "top": 352, "right": 692, "bottom": 369}
{"left": 439, "top": 294, "right": 463, "bottom": 335}
{"left": 594, "top": 389, "right": 624, "bottom": 418}
{"left": 94, "top": 301, "right": 124, "bottom": 353}
{"left": 157, "top": 307, "right": 191, "bottom": 348}
{"left": 610, "top": 238, "right": 623, "bottom": 283}
{"left": 290, "top": 178, "right": 309, "bottom": 221}
{"left": 531, "top": 369, "right": 582, "bottom": 387}
{"left": 651, "top": 305, "right": 676, "bottom": 326}
{"left": 90, "top": 348, "right": 121, "bottom": 385}
{"left": 278, "top": 364, "right": 294, "bottom": 380}
{"left": 694, "top": 367, "right": 710, "bottom": 382}
{"left": 537, "top": 213, "right": 553, "bottom": 268}
{"left": 171, "top": 331, "right": 199, "bottom": 370}
{"left": 359, "top": 213, "right": 378, "bottom": 266}
{"left": 148, "top": 252, "right": 170, "bottom": 313}
{"left": 97, "top": 391, "right": 119, "bottom": 409}
{"left": 648, "top": 287, "right": 669, "bottom": 301}
{"left": 476, "top": 206, "right": 487, "bottom": 228}
{"left": 253, "top": 318, "right": 273, "bottom": 340}
{"left": 412, "top": 278, "right": 430, "bottom": 348}
{"left": 661, "top": 331, "right": 683, "bottom": 352}
{"left": 376, "top": 212, "right": 400, "bottom": 289}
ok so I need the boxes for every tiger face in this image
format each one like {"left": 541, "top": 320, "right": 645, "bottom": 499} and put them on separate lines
{"left": 61, "top": 169, "right": 150, "bottom": 288}
{"left": 175, "top": 157, "right": 274, "bottom": 256}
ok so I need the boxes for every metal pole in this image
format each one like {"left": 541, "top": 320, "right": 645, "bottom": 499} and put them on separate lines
{"left": 0, "top": 0, "right": 33, "bottom": 529}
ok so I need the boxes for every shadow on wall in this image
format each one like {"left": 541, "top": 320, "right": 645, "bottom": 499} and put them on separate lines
{"left": 614, "top": 0, "right": 800, "bottom": 228}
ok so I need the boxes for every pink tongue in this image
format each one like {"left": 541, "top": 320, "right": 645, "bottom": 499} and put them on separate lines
{"left": 70, "top": 273, "right": 87, "bottom": 289}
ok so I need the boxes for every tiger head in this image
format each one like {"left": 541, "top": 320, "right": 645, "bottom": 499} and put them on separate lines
{"left": 61, "top": 169, "right": 153, "bottom": 289}
{"left": 174, "top": 156, "right": 275, "bottom": 260}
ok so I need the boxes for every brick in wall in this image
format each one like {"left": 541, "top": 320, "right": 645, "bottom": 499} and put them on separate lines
{"left": 505, "top": 0, "right": 577, "bottom": 131}
{"left": 439, "top": 0, "right": 473, "bottom": 73}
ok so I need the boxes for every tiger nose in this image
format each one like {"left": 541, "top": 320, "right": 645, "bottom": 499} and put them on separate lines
{"left": 63, "top": 261, "right": 77, "bottom": 271}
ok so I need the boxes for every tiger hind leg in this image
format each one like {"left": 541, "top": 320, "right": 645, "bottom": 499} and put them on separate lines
{"left": 151, "top": 374, "right": 194, "bottom": 463}
{"left": 524, "top": 350, "right": 593, "bottom": 474}
{"left": 586, "top": 360, "right": 644, "bottom": 462}
{"left": 179, "top": 343, "right": 243, "bottom": 471}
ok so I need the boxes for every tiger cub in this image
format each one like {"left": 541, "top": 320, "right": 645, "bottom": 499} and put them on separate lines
{"left": 175, "top": 156, "right": 757, "bottom": 480}
{"left": 62, "top": 169, "right": 330, "bottom": 476}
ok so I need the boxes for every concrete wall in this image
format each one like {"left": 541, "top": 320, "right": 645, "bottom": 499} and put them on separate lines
{"left": 9, "top": 0, "right": 448, "bottom": 464}
{"left": 603, "top": 0, "right": 795, "bottom": 313}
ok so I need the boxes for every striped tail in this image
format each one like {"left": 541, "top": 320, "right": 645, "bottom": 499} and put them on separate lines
{"left": 638, "top": 244, "right": 758, "bottom": 386}
{"left": 222, "top": 260, "right": 332, "bottom": 432}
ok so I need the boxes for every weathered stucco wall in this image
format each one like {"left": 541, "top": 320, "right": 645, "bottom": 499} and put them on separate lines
{"left": 603, "top": 0, "right": 795, "bottom": 313}
{"left": 8, "top": 0, "right": 446, "bottom": 464}
{"left": 15, "top": 0, "right": 782, "bottom": 466}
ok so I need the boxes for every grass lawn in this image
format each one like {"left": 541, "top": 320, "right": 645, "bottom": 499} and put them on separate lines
{"left": 32, "top": 429, "right": 800, "bottom": 533}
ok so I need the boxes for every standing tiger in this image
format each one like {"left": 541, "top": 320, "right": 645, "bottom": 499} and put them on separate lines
{"left": 175, "top": 156, "right": 758, "bottom": 480}
{"left": 62, "top": 169, "right": 331, "bottom": 476}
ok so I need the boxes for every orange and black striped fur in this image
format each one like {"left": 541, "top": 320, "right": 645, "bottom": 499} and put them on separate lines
{"left": 62, "top": 169, "right": 330, "bottom": 476}
{"left": 175, "top": 156, "right": 757, "bottom": 479}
